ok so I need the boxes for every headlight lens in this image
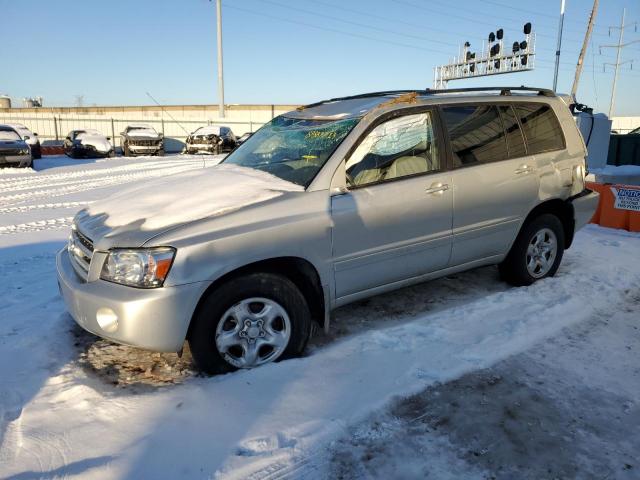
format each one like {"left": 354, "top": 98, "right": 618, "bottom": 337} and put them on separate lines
{"left": 100, "top": 247, "right": 175, "bottom": 288}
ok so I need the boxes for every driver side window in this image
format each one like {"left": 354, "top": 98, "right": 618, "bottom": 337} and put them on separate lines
{"left": 345, "top": 112, "right": 440, "bottom": 187}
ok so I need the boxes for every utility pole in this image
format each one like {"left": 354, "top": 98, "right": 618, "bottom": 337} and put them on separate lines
{"left": 216, "top": 0, "right": 225, "bottom": 118}
{"left": 571, "top": 0, "right": 599, "bottom": 99}
{"left": 553, "top": 0, "right": 566, "bottom": 92}
{"left": 600, "top": 9, "right": 639, "bottom": 118}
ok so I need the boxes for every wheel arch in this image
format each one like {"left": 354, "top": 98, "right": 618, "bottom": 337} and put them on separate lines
{"left": 188, "top": 256, "right": 327, "bottom": 337}
{"left": 522, "top": 198, "right": 575, "bottom": 249}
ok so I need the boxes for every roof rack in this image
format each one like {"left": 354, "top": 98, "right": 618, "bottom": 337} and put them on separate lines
{"left": 424, "top": 86, "right": 556, "bottom": 97}
{"left": 297, "top": 90, "right": 424, "bottom": 110}
{"left": 296, "top": 86, "right": 555, "bottom": 110}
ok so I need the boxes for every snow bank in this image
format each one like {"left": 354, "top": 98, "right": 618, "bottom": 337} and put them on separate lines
{"left": 87, "top": 164, "right": 303, "bottom": 230}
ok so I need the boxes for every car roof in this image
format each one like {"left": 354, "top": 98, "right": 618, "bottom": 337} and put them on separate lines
{"left": 0, "top": 124, "right": 19, "bottom": 132}
{"left": 5, "top": 123, "right": 28, "bottom": 130}
{"left": 127, "top": 123, "right": 154, "bottom": 128}
{"left": 287, "top": 87, "right": 562, "bottom": 120}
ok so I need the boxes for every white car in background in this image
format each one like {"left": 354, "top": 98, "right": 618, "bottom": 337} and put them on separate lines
{"left": 6, "top": 123, "right": 41, "bottom": 159}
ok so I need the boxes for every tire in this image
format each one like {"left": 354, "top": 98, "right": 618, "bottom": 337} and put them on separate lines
{"left": 157, "top": 148, "right": 165, "bottom": 156}
{"left": 499, "top": 213, "right": 565, "bottom": 287}
{"left": 188, "top": 273, "right": 312, "bottom": 375}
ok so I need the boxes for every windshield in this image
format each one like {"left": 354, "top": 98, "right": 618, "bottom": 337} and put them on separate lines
{"left": 0, "top": 129, "right": 21, "bottom": 141}
{"left": 223, "top": 115, "right": 359, "bottom": 187}
{"left": 128, "top": 126, "right": 157, "bottom": 135}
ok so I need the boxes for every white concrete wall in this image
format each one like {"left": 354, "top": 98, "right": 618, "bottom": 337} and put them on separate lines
{"left": 611, "top": 116, "right": 640, "bottom": 134}
{"left": 0, "top": 104, "right": 299, "bottom": 152}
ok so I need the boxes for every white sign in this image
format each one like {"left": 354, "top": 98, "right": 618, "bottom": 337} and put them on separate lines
{"left": 611, "top": 186, "right": 640, "bottom": 212}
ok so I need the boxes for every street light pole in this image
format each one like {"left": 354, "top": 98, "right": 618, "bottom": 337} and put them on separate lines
{"left": 216, "top": 0, "right": 225, "bottom": 118}
{"left": 553, "top": 0, "right": 566, "bottom": 92}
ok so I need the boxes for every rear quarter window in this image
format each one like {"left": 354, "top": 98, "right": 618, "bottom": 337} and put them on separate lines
{"left": 514, "top": 104, "right": 565, "bottom": 154}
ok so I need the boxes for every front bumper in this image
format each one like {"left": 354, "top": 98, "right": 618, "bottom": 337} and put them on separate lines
{"left": 128, "top": 144, "right": 162, "bottom": 154}
{"left": 56, "top": 248, "right": 206, "bottom": 352}
{"left": 0, "top": 153, "right": 31, "bottom": 167}
{"left": 185, "top": 143, "right": 218, "bottom": 154}
{"left": 570, "top": 188, "right": 600, "bottom": 231}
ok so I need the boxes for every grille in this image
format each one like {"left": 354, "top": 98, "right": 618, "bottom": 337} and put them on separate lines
{"left": 0, "top": 148, "right": 26, "bottom": 156}
{"left": 130, "top": 139, "right": 158, "bottom": 146}
{"left": 68, "top": 228, "right": 94, "bottom": 280}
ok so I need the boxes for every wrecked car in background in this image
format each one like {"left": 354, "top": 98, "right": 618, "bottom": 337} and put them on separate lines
{"left": 0, "top": 124, "right": 32, "bottom": 167}
{"left": 184, "top": 125, "right": 237, "bottom": 154}
{"left": 6, "top": 123, "right": 41, "bottom": 159}
{"left": 120, "top": 124, "right": 164, "bottom": 156}
{"left": 64, "top": 129, "right": 114, "bottom": 158}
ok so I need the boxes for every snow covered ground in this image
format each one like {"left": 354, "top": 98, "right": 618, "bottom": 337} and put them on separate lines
{"left": 0, "top": 155, "right": 639, "bottom": 479}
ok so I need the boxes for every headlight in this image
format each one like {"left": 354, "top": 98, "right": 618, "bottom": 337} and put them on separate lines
{"left": 100, "top": 247, "right": 175, "bottom": 288}
{"left": 19, "top": 148, "right": 30, "bottom": 155}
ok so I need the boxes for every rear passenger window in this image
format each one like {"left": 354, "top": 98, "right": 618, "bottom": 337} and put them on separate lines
{"left": 514, "top": 104, "right": 565, "bottom": 154}
{"left": 498, "top": 105, "right": 527, "bottom": 158}
{"left": 442, "top": 105, "right": 508, "bottom": 167}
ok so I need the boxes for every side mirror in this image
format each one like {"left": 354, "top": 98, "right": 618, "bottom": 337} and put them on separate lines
{"left": 119, "top": 132, "right": 125, "bottom": 136}
{"left": 65, "top": 136, "right": 71, "bottom": 141}
{"left": 24, "top": 135, "right": 31, "bottom": 140}
{"left": 33, "top": 133, "right": 38, "bottom": 136}
{"left": 107, "top": 136, "right": 111, "bottom": 141}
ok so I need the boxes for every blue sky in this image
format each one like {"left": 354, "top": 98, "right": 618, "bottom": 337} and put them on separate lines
{"left": 2, "top": 0, "right": 640, "bottom": 115}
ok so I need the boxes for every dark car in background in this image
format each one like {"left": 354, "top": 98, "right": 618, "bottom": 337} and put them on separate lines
{"left": 120, "top": 124, "right": 164, "bottom": 156}
{"left": 64, "top": 129, "right": 114, "bottom": 158}
{"left": 236, "top": 132, "right": 253, "bottom": 146}
{"left": 184, "top": 125, "right": 236, "bottom": 154}
{"left": 6, "top": 123, "right": 41, "bottom": 159}
{"left": 0, "top": 124, "right": 32, "bottom": 167}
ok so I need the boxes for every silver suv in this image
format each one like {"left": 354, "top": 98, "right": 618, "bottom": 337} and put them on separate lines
{"left": 57, "top": 87, "right": 599, "bottom": 374}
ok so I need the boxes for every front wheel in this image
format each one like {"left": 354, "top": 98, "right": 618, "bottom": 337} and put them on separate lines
{"left": 188, "top": 273, "right": 312, "bottom": 375}
{"left": 499, "top": 214, "right": 565, "bottom": 286}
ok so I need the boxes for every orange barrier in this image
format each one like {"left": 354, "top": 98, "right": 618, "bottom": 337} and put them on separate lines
{"left": 41, "top": 146, "right": 65, "bottom": 155}
{"left": 587, "top": 181, "right": 640, "bottom": 232}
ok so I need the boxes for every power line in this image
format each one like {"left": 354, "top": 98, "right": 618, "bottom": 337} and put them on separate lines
{"left": 254, "top": 0, "right": 457, "bottom": 48}
{"left": 223, "top": 2, "right": 447, "bottom": 54}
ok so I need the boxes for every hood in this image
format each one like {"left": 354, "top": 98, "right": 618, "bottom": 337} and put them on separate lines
{"left": 127, "top": 129, "right": 161, "bottom": 139}
{"left": 78, "top": 164, "right": 304, "bottom": 249}
{"left": 0, "top": 139, "right": 28, "bottom": 149}
{"left": 77, "top": 134, "right": 111, "bottom": 152}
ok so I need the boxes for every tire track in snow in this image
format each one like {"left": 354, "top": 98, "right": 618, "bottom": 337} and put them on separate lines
{"left": 0, "top": 159, "right": 197, "bottom": 193}
{"left": 0, "top": 217, "right": 74, "bottom": 235}
{"left": 0, "top": 164, "right": 202, "bottom": 206}
{"left": 0, "top": 201, "right": 92, "bottom": 214}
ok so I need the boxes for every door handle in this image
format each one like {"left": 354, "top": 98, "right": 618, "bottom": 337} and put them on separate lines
{"left": 425, "top": 183, "right": 449, "bottom": 195}
{"left": 515, "top": 164, "right": 534, "bottom": 174}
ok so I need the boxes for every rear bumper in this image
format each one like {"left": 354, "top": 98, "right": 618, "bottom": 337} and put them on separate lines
{"left": 570, "top": 188, "right": 600, "bottom": 231}
{"left": 56, "top": 248, "right": 206, "bottom": 352}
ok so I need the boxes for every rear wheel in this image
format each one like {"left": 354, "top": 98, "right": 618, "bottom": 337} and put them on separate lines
{"left": 499, "top": 214, "right": 565, "bottom": 286}
{"left": 188, "top": 273, "right": 312, "bottom": 375}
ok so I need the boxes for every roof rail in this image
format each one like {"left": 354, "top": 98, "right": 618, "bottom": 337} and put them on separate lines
{"left": 297, "top": 90, "right": 426, "bottom": 110}
{"left": 296, "top": 86, "right": 556, "bottom": 111}
{"left": 424, "top": 86, "right": 556, "bottom": 97}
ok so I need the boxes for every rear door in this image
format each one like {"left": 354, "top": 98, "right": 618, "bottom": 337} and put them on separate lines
{"left": 331, "top": 109, "right": 453, "bottom": 300}
{"left": 442, "top": 103, "right": 540, "bottom": 266}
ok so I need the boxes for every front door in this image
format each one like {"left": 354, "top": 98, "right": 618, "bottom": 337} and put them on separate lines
{"left": 331, "top": 110, "right": 453, "bottom": 300}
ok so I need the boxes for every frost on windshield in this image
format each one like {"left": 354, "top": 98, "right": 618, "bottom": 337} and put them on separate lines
{"left": 0, "top": 130, "right": 21, "bottom": 141}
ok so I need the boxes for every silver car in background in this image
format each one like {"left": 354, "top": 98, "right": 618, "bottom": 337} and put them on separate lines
{"left": 57, "top": 87, "right": 599, "bottom": 374}
{"left": 0, "top": 124, "right": 32, "bottom": 168}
